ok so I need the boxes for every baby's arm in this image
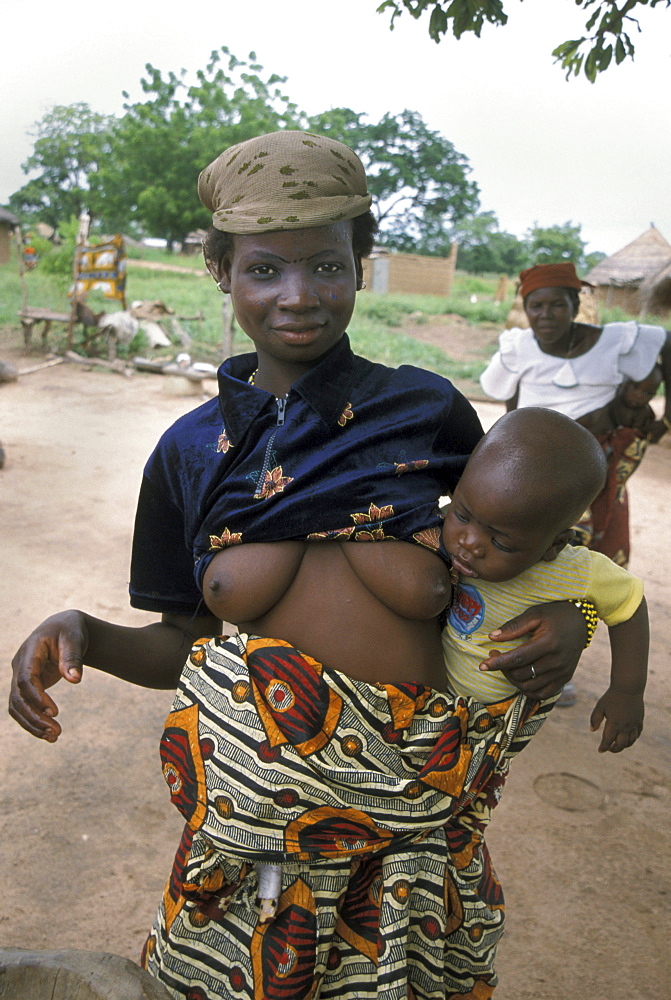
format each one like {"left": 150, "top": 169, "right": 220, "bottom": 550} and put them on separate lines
{"left": 576, "top": 400, "right": 618, "bottom": 436}
{"left": 577, "top": 393, "right": 654, "bottom": 437}
{"left": 607, "top": 399, "right": 656, "bottom": 433}
{"left": 590, "top": 597, "right": 648, "bottom": 753}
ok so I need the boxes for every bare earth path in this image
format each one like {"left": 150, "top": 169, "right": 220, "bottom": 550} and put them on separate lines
{"left": 0, "top": 336, "right": 669, "bottom": 999}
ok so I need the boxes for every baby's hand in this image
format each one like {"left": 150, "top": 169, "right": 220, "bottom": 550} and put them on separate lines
{"left": 590, "top": 688, "right": 644, "bottom": 753}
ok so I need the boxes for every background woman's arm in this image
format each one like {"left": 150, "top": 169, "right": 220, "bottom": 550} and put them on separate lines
{"left": 505, "top": 389, "right": 519, "bottom": 412}
{"left": 648, "top": 330, "right": 671, "bottom": 442}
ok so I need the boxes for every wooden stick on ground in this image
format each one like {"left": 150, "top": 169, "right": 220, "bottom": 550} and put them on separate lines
{"left": 18, "top": 358, "right": 66, "bottom": 376}
{"left": 65, "top": 351, "right": 133, "bottom": 377}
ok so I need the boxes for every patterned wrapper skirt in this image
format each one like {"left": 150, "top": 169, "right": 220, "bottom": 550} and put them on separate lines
{"left": 574, "top": 426, "right": 649, "bottom": 567}
{"left": 142, "top": 634, "right": 555, "bottom": 1000}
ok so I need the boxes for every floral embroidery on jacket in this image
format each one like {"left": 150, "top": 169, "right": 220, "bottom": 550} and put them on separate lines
{"left": 354, "top": 527, "right": 394, "bottom": 541}
{"left": 209, "top": 528, "right": 243, "bottom": 550}
{"left": 306, "top": 503, "right": 397, "bottom": 543}
{"left": 352, "top": 503, "right": 396, "bottom": 541}
{"left": 351, "top": 503, "right": 394, "bottom": 524}
{"left": 376, "top": 451, "right": 429, "bottom": 477}
{"left": 254, "top": 466, "right": 294, "bottom": 500}
{"left": 337, "top": 402, "right": 354, "bottom": 427}
{"left": 395, "top": 459, "right": 429, "bottom": 476}
{"left": 307, "top": 526, "right": 356, "bottom": 541}
{"left": 412, "top": 526, "right": 441, "bottom": 552}
{"left": 216, "top": 428, "right": 233, "bottom": 454}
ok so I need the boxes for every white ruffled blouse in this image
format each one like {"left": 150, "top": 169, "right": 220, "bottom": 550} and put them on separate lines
{"left": 479, "top": 321, "right": 665, "bottom": 419}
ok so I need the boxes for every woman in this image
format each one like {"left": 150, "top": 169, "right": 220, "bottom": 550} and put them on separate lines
{"left": 480, "top": 262, "right": 671, "bottom": 568}
{"left": 10, "top": 135, "right": 591, "bottom": 1000}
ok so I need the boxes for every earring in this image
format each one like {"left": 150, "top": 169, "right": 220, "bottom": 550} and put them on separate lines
{"left": 359, "top": 280, "right": 367, "bottom": 290}
{"left": 216, "top": 281, "right": 223, "bottom": 292}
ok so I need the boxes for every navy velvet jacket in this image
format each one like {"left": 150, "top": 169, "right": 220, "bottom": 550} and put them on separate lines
{"left": 129, "top": 335, "right": 483, "bottom": 616}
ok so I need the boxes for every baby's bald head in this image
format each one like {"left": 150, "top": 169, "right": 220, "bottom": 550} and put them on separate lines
{"left": 468, "top": 408, "right": 607, "bottom": 536}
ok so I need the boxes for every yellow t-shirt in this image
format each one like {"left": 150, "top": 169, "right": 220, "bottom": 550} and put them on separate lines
{"left": 442, "top": 546, "right": 643, "bottom": 703}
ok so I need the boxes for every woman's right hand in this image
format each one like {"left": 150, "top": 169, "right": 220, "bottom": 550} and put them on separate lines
{"left": 8, "top": 610, "right": 89, "bottom": 742}
{"left": 479, "top": 601, "right": 586, "bottom": 698}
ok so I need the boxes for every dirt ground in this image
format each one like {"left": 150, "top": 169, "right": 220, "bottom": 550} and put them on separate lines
{"left": 0, "top": 328, "right": 670, "bottom": 999}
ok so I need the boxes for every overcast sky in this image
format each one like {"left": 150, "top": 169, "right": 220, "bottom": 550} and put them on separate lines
{"left": 3, "top": 0, "right": 670, "bottom": 256}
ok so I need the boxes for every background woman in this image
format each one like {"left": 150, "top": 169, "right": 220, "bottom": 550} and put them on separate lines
{"left": 480, "top": 261, "right": 671, "bottom": 569}
{"left": 10, "top": 136, "right": 590, "bottom": 1000}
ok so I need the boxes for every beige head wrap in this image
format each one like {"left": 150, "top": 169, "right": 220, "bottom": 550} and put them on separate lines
{"left": 198, "top": 131, "right": 372, "bottom": 234}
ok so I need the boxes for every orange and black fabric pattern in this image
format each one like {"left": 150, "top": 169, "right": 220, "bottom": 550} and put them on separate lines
{"left": 143, "top": 634, "right": 555, "bottom": 1000}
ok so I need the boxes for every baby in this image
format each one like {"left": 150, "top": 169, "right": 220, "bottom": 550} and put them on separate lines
{"left": 577, "top": 363, "right": 662, "bottom": 437}
{"left": 441, "top": 407, "right": 648, "bottom": 753}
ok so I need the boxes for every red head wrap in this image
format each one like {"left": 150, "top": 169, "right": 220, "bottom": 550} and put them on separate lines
{"left": 518, "top": 263, "right": 585, "bottom": 299}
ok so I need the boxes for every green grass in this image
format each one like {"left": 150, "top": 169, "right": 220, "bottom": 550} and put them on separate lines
{"left": 348, "top": 322, "right": 464, "bottom": 377}
{"left": 125, "top": 244, "right": 205, "bottom": 267}
{"left": 1, "top": 257, "right": 501, "bottom": 378}
{"left": 1, "top": 255, "right": 656, "bottom": 394}
{"left": 598, "top": 304, "right": 664, "bottom": 326}
{"left": 0, "top": 264, "right": 72, "bottom": 319}
{"left": 354, "top": 278, "right": 514, "bottom": 328}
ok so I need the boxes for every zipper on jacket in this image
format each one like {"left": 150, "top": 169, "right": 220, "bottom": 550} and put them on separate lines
{"left": 254, "top": 396, "right": 287, "bottom": 497}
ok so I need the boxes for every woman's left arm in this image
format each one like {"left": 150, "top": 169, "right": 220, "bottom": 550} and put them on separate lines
{"left": 478, "top": 601, "right": 588, "bottom": 699}
{"left": 648, "top": 330, "right": 671, "bottom": 443}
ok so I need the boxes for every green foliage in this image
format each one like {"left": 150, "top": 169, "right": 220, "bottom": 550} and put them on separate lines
{"left": 308, "top": 108, "right": 479, "bottom": 252}
{"left": 552, "top": 0, "right": 670, "bottom": 82}
{"left": 585, "top": 250, "right": 607, "bottom": 271}
{"left": 452, "top": 211, "right": 528, "bottom": 274}
{"left": 525, "top": 221, "right": 587, "bottom": 269}
{"left": 94, "top": 48, "right": 304, "bottom": 245}
{"left": 377, "top": 0, "right": 670, "bottom": 81}
{"left": 9, "top": 47, "right": 606, "bottom": 268}
{"left": 8, "top": 104, "right": 115, "bottom": 227}
{"left": 378, "top": 0, "right": 507, "bottom": 40}
{"left": 27, "top": 217, "right": 81, "bottom": 277}
{"left": 452, "top": 216, "right": 601, "bottom": 277}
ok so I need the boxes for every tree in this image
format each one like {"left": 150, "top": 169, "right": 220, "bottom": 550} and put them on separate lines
{"left": 94, "top": 48, "right": 304, "bottom": 246}
{"left": 376, "top": 0, "right": 671, "bottom": 81}
{"left": 8, "top": 104, "right": 116, "bottom": 227}
{"left": 308, "top": 108, "right": 479, "bottom": 253}
{"left": 525, "top": 221, "right": 587, "bottom": 269}
{"left": 585, "top": 249, "right": 607, "bottom": 270}
{"left": 451, "top": 211, "right": 528, "bottom": 273}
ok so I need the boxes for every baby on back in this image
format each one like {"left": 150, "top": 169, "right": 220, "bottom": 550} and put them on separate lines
{"left": 441, "top": 407, "right": 648, "bottom": 754}
{"left": 577, "top": 363, "right": 662, "bottom": 437}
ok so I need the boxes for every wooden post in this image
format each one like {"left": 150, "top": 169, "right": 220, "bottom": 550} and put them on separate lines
{"left": 67, "top": 212, "right": 90, "bottom": 349}
{"left": 15, "top": 227, "right": 28, "bottom": 313}
{"left": 445, "top": 241, "right": 458, "bottom": 297}
{"left": 494, "top": 275, "right": 508, "bottom": 303}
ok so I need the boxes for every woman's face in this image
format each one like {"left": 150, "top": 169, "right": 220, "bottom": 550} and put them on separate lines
{"left": 215, "top": 222, "right": 361, "bottom": 370}
{"left": 524, "top": 286, "right": 576, "bottom": 349}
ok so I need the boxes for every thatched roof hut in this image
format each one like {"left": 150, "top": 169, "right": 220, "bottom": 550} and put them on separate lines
{"left": 0, "top": 206, "right": 19, "bottom": 265}
{"left": 638, "top": 259, "right": 671, "bottom": 319}
{"left": 584, "top": 225, "right": 671, "bottom": 314}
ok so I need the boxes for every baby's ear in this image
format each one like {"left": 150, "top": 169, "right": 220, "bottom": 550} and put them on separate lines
{"left": 540, "top": 529, "right": 574, "bottom": 563}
